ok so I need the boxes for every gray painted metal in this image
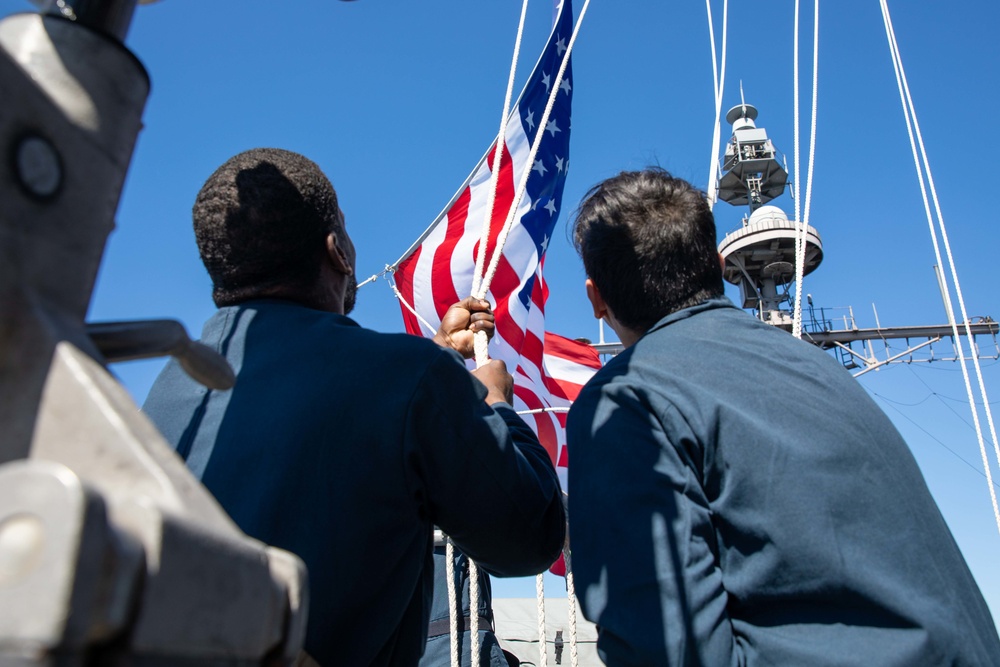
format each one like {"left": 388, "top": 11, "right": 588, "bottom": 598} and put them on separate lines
{"left": 803, "top": 320, "right": 1000, "bottom": 347}
{"left": 0, "top": 8, "right": 306, "bottom": 665}
{"left": 493, "top": 597, "right": 601, "bottom": 667}
{"left": 717, "top": 104, "right": 788, "bottom": 210}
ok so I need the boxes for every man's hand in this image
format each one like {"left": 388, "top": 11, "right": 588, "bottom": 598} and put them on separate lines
{"left": 433, "top": 297, "right": 495, "bottom": 359}
{"left": 470, "top": 359, "right": 514, "bottom": 406}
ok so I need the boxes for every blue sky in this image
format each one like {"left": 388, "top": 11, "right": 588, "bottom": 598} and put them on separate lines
{"left": 4, "top": 0, "right": 997, "bottom": 623}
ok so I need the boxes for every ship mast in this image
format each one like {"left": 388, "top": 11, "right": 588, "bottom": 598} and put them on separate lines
{"left": 716, "top": 104, "right": 823, "bottom": 329}
{"left": 713, "top": 103, "right": 998, "bottom": 375}
{"left": 595, "top": 102, "right": 998, "bottom": 370}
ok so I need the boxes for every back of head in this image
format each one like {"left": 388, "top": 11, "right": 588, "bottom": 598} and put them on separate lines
{"left": 572, "top": 168, "right": 723, "bottom": 333}
{"left": 193, "top": 148, "right": 340, "bottom": 307}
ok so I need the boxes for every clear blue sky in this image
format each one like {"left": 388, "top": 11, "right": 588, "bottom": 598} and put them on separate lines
{"left": 4, "top": 0, "right": 997, "bottom": 624}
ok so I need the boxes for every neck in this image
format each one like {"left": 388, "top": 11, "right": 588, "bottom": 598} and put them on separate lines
{"left": 617, "top": 325, "right": 644, "bottom": 348}
{"left": 254, "top": 283, "right": 344, "bottom": 314}
{"left": 604, "top": 313, "right": 644, "bottom": 349}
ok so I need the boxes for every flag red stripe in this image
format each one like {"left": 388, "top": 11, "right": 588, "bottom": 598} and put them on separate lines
{"left": 514, "top": 384, "right": 559, "bottom": 465}
{"left": 430, "top": 187, "right": 471, "bottom": 319}
{"left": 396, "top": 246, "right": 423, "bottom": 336}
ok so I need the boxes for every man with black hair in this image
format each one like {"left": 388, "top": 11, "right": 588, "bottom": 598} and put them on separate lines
{"left": 143, "top": 148, "right": 565, "bottom": 666}
{"left": 566, "top": 168, "right": 1000, "bottom": 666}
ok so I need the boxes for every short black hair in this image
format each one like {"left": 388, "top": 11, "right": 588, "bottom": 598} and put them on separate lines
{"left": 572, "top": 168, "right": 723, "bottom": 333}
{"left": 193, "top": 148, "right": 341, "bottom": 307}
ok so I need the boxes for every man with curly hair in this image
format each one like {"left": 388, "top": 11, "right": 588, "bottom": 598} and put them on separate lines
{"left": 143, "top": 148, "right": 565, "bottom": 666}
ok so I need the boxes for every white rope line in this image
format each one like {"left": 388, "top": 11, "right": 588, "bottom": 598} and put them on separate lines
{"left": 704, "top": 0, "right": 729, "bottom": 207}
{"left": 792, "top": 0, "right": 802, "bottom": 233}
{"left": 388, "top": 5, "right": 594, "bottom": 660}
{"left": 472, "top": 0, "right": 590, "bottom": 361}
{"left": 791, "top": 0, "right": 819, "bottom": 339}
{"left": 473, "top": 0, "right": 531, "bottom": 301}
{"left": 885, "top": 11, "right": 1000, "bottom": 487}
{"left": 475, "top": 0, "right": 592, "bottom": 311}
{"left": 356, "top": 273, "right": 380, "bottom": 289}
{"left": 468, "top": 557, "right": 481, "bottom": 667}
{"left": 516, "top": 406, "right": 571, "bottom": 415}
{"left": 467, "top": 7, "right": 533, "bottom": 664}
{"left": 563, "top": 543, "right": 579, "bottom": 667}
{"left": 880, "top": 0, "right": 1000, "bottom": 536}
{"left": 535, "top": 572, "right": 548, "bottom": 667}
{"left": 389, "top": 279, "right": 438, "bottom": 337}
{"left": 446, "top": 539, "right": 460, "bottom": 667}
{"left": 790, "top": 0, "right": 803, "bottom": 337}
{"left": 469, "top": 8, "right": 590, "bottom": 658}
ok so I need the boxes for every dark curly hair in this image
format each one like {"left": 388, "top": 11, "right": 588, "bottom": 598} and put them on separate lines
{"left": 572, "top": 168, "right": 723, "bottom": 333}
{"left": 193, "top": 148, "right": 341, "bottom": 306}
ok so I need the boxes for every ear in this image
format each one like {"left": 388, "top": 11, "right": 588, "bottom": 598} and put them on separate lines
{"left": 585, "top": 278, "right": 608, "bottom": 320}
{"left": 326, "top": 231, "right": 353, "bottom": 276}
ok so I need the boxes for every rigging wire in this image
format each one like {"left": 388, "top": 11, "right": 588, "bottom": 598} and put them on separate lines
{"left": 879, "top": 0, "right": 1000, "bottom": 536}
{"left": 791, "top": 0, "right": 819, "bottom": 339}
{"left": 906, "top": 363, "right": 1000, "bottom": 423}
{"left": 704, "top": 0, "right": 729, "bottom": 207}
{"left": 872, "top": 391, "right": 1000, "bottom": 491}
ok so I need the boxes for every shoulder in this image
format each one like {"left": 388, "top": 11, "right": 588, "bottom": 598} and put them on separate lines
{"left": 568, "top": 348, "right": 657, "bottom": 432}
{"left": 252, "top": 301, "right": 458, "bottom": 363}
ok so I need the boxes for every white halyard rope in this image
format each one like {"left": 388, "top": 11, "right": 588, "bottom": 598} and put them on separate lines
{"left": 880, "top": 0, "right": 1000, "bottom": 536}
{"left": 464, "top": 5, "right": 533, "bottom": 665}
{"left": 792, "top": 0, "right": 801, "bottom": 259}
{"left": 446, "top": 540, "right": 460, "bottom": 667}
{"left": 467, "top": 558, "right": 481, "bottom": 666}
{"left": 470, "top": 5, "right": 590, "bottom": 658}
{"left": 474, "top": 0, "right": 592, "bottom": 312}
{"left": 389, "top": 279, "right": 438, "bottom": 337}
{"left": 472, "top": 0, "right": 531, "bottom": 302}
{"left": 791, "top": 0, "right": 819, "bottom": 339}
{"left": 704, "top": 0, "right": 729, "bottom": 208}
{"left": 517, "top": 407, "right": 570, "bottom": 415}
{"left": 564, "top": 546, "right": 580, "bottom": 667}
{"left": 387, "top": 4, "right": 593, "bottom": 661}
{"left": 535, "top": 572, "right": 548, "bottom": 667}
{"left": 468, "top": 5, "right": 590, "bottom": 658}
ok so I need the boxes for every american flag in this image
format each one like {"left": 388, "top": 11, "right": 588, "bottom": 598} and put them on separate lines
{"left": 392, "top": 0, "right": 599, "bottom": 479}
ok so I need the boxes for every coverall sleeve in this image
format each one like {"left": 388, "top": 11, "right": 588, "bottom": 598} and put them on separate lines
{"left": 407, "top": 349, "right": 565, "bottom": 577}
{"left": 566, "top": 380, "right": 736, "bottom": 667}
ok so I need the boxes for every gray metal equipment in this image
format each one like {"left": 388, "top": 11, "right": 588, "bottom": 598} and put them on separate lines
{"left": 0, "top": 1, "right": 308, "bottom": 664}
{"left": 712, "top": 102, "right": 998, "bottom": 372}
{"left": 716, "top": 103, "right": 822, "bottom": 328}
